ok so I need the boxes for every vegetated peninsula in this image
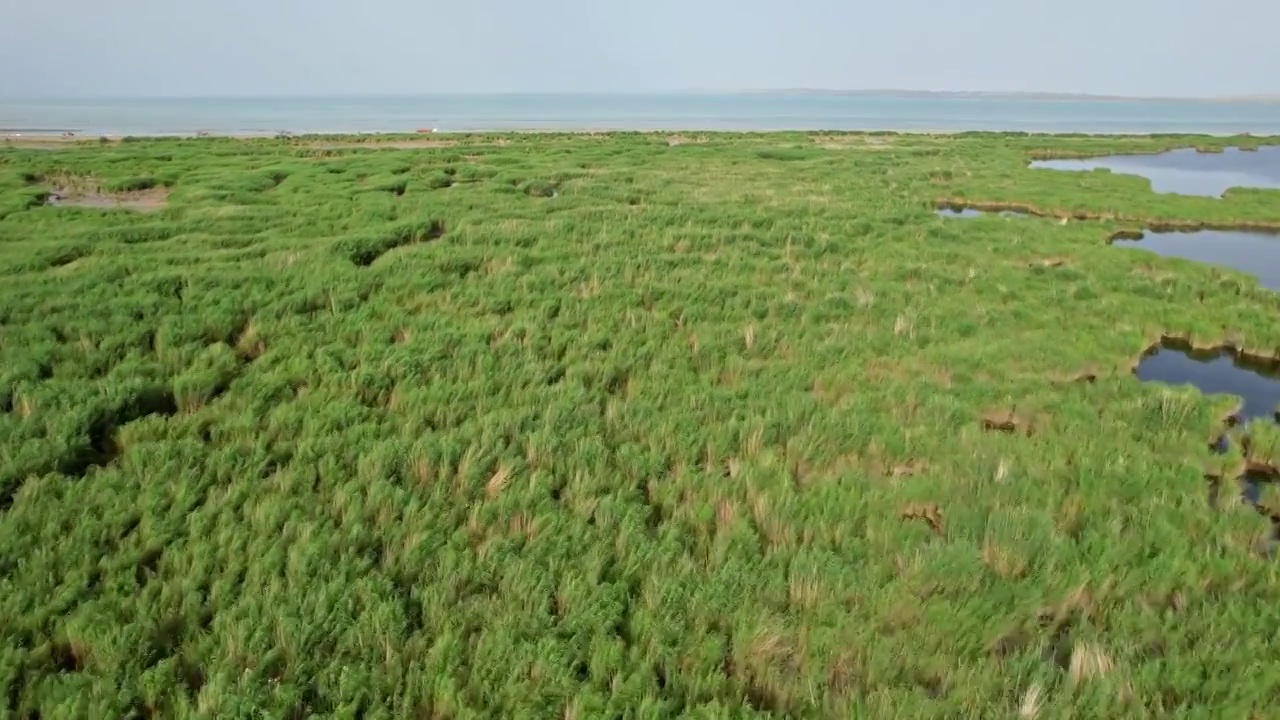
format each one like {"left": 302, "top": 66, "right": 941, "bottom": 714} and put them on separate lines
{"left": 754, "top": 88, "right": 1280, "bottom": 103}
{"left": 2, "top": 128, "right": 1280, "bottom": 718}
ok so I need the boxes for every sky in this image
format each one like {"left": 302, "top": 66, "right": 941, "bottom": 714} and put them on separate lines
{"left": 1, "top": 0, "right": 1278, "bottom": 98}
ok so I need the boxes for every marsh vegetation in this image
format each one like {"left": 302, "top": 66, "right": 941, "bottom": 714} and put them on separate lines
{"left": 3, "top": 130, "right": 1280, "bottom": 718}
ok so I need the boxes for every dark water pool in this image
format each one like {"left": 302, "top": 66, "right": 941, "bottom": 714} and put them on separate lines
{"left": 1136, "top": 339, "right": 1280, "bottom": 423}
{"left": 936, "top": 207, "right": 1028, "bottom": 219}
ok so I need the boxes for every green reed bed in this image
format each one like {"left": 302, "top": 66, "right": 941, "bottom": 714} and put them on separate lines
{"left": 2, "top": 131, "right": 1280, "bottom": 718}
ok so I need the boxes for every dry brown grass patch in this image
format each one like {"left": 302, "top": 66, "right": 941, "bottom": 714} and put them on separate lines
{"left": 889, "top": 459, "right": 925, "bottom": 478}
{"left": 715, "top": 497, "right": 738, "bottom": 532}
{"left": 665, "top": 134, "right": 709, "bottom": 146}
{"left": 899, "top": 502, "right": 944, "bottom": 536}
{"left": 787, "top": 573, "right": 822, "bottom": 610}
{"left": 1018, "top": 682, "right": 1045, "bottom": 718}
{"left": 980, "top": 409, "right": 1036, "bottom": 436}
{"left": 1028, "top": 256, "right": 1069, "bottom": 269}
{"left": 233, "top": 320, "right": 266, "bottom": 361}
{"left": 1050, "top": 367, "right": 1099, "bottom": 385}
{"left": 981, "top": 539, "right": 1028, "bottom": 580}
{"left": 1067, "top": 641, "right": 1115, "bottom": 685}
{"left": 508, "top": 512, "right": 537, "bottom": 540}
{"left": 307, "top": 139, "right": 457, "bottom": 150}
{"left": 826, "top": 651, "right": 862, "bottom": 695}
{"left": 485, "top": 465, "right": 512, "bottom": 499}
{"left": 811, "top": 134, "right": 895, "bottom": 150}
{"left": 13, "top": 392, "right": 34, "bottom": 419}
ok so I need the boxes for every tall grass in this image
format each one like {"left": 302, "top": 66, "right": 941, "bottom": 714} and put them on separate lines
{"left": 1, "top": 130, "right": 1280, "bottom": 718}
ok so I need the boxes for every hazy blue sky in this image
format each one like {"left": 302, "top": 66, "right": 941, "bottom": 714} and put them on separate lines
{"left": 2, "top": 0, "right": 1277, "bottom": 98}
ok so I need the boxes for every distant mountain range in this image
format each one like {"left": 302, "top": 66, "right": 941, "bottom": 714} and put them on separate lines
{"left": 748, "top": 89, "right": 1280, "bottom": 103}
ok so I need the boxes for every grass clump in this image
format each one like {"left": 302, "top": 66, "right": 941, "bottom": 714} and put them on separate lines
{"left": 332, "top": 217, "right": 446, "bottom": 266}
{"left": 101, "top": 175, "right": 161, "bottom": 193}
{"left": 1, "top": 130, "right": 1280, "bottom": 718}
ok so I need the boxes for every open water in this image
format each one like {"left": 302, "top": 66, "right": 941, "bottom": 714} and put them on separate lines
{"left": 3, "top": 93, "right": 1280, "bottom": 136}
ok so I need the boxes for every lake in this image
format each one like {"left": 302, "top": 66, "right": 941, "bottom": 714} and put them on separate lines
{"left": 1030, "top": 146, "right": 1280, "bottom": 197}
{"left": 5, "top": 93, "right": 1280, "bottom": 136}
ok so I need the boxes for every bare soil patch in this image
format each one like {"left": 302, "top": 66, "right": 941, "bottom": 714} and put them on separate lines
{"left": 888, "top": 459, "right": 926, "bottom": 478}
{"left": 1028, "top": 256, "right": 1069, "bottom": 269}
{"left": 307, "top": 139, "right": 457, "bottom": 150}
{"left": 980, "top": 409, "right": 1036, "bottom": 436}
{"left": 1051, "top": 369, "right": 1099, "bottom": 385}
{"left": 46, "top": 187, "right": 169, "bottom": 212}
{"left": 812, "top": 134, "right": 895, "bottom": 150}
{"left": 3, "top": 135, "right": 120, "bottom": 150}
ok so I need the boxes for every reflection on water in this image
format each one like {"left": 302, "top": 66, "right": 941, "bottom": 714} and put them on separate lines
{"left": 1244, "top": 473, "right": 1268, "bottom": 505}
{"left": 1113, "top": 228, "right": 1280, "bottom": 290}
{"left": 1211, "top": 434, "right": 1231, "bottom": 454}
{"left": 1242, "top": 458, "right": 1280, "bottom": 506}
{"left": 1030, "top": 146, "right": 1280, "bottom": 197}
{"left": 936, "top": 207, "right": 1027, "bottom": 219}
{"left": 1135, "top": 339, "right": 1280, "bottom": 422}
{"left": 937, "top": 207, "right": 984, "bottom": 218}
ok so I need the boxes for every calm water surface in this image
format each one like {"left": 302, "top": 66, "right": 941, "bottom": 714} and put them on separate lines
{"left": 1112, "top": 228, "right": 1280, "bottom": 290}
{"left": 937, "top": 208, "right": 985, "bottom": 218}
{"left": 936, "top": 207, "right": 1028, "bottom": 219}
{"left": 4, "top": 94, "right": 1280, "bottom": 135}
{"left": 1030, "top": 146, "right": 1280, "bottom": 197}
{"left": 1136, "top": 340, "right": 1280, "bottom": 422}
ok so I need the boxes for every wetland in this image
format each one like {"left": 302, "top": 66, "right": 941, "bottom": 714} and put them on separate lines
{"left": 1030, "top": 145, "right": 1280, "bottom": 197}
{"left": 1110, "top": 227, "right": 1280, "bottom": 291}
{"left": 3, "top": 130, "right": 1280, "bottom": 718}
